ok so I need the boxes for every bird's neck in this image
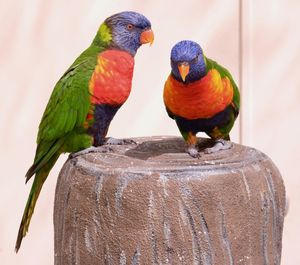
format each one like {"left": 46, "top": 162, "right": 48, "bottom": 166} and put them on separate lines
{"left": 92, "top": 23, "right": 113, "bottom": 47}
{"left": 171, "top": 70, "right": 206, "bottom": 84}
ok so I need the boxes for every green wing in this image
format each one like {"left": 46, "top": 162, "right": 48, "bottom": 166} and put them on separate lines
{"left": 29, "top": 46, "right": 103, "bottom": 173}
{"left": 205, "top": 57, "right": 240, "bottom": 115}
{"left": 16, "top": 26, "right": 114, "bottom": 252}
{"left": 37, "top": 46, "right": 102, "bottom": 143}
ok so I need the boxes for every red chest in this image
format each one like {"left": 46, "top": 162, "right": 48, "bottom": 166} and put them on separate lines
{"left": 163, "top": 69, "right": 234, "bottom": 119}
{"left": 89, "top": 50, "right": 134, "bottom": 106}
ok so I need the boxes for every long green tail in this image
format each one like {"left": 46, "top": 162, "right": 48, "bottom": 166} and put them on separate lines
{"left": 15, "top": 152, "right": 60, "bottom": 252}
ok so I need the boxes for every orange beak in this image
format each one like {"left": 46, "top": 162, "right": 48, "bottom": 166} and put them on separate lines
{"left": 178, "top": 62, "right": 190, "bottom": 82}
{"left": 140, "top": 29, "right": 154, "bottom": 46}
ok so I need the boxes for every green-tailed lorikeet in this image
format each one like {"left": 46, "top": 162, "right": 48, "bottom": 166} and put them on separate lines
{"left": 164, "top": 40, "right": 240, "bottom": 158}
{"left": 15, "top": 11, "right": 154, "bottom": 252}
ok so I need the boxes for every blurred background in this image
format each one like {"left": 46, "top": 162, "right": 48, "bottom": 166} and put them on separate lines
{"left": 0, "top": 0, "right": 299, "bottom": 264}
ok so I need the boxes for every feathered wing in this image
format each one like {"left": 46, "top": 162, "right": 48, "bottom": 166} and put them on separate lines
{"left": 26, "top": 54, "right": 98, "bottom": 182}
{"left": 15, "top": 46, "right": 101, "bottom": 252}
{"left": 205, "top": 57, "right": 240, "bottom": 139}
{"left": 205, "top": 57, "right": 240, "bottom": 116}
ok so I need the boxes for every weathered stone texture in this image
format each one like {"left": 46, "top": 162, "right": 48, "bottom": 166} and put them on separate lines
{"left": 54, "top": 136, "right": 285, "bottom": 265}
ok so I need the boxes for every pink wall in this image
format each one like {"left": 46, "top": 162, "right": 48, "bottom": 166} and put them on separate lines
{"left": 0, "top": 0, "right": 299, "bottom": 264}
{"left": 241, "top": 1, "right": 300, "bottom": 264}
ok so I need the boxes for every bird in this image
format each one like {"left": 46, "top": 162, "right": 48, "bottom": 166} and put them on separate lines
{"left": 15, "top": 11, "right": 154, "bottom": 252}
{"left": 163, "top": 40, "right": 240, "bottom": 158}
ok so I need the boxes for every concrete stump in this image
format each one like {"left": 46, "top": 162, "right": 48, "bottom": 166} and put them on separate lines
{"left": 54, "top": 136, "right": 286, "bottom": 265}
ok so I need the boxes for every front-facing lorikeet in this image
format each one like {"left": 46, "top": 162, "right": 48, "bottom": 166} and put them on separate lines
{"left": 15, "top": 11, "right": 154, "bottom": 252}
{"left": 163, "top": 40, "right": 240, "bottom": 158}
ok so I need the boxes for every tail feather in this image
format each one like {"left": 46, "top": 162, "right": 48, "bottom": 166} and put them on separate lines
{"left": 15, "top": 173, "right": 45, "bottom": 252}
{"left": 15, "top": 152, "right": 60, "bottom": 252}
{"left": 24, "top": 164, "right": 38, "bottom": 184}
{"left": 224, "top": 134, "right": 231, "bottom": 141}
{"left": 25, "top": 138, "right": 64, "bottom": 183}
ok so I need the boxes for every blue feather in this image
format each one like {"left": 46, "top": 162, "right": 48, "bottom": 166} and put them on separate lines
{"left": 105, "top": 11, "right": 151, "bottom": 56}
{"left": 170, "top": 40, "right": 207, "bottom": 83}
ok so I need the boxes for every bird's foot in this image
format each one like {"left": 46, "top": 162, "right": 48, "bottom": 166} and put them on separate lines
{"left": 204, "top": 139, "right": 232, "bottom": 154}
{"left": 187, "top": 145, "right": 201, "bottom": 158}
{"left": 69, "top": 145, "right": 113, "bottom": 159}
{"left": 105, "top": 137, "right": 137, "bottom": 145}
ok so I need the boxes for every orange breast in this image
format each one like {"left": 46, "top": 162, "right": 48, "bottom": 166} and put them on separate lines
{"left": 163, "top": 69, "right": 234, "bottom": 119}
{"left": 89, "top": 50, "right": 134, "bottom": 106}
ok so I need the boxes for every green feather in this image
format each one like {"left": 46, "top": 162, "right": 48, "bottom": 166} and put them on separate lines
{"left": 16, "top": 153, "right": 60, "bottom": 252}
{"left": 205, "top": 57, "right": 240, "bottom": 114}
{"left": 16, "top": 22, "right": 112, "bottom": 252}
{"left": 92, "top": 23, "right": 112, "bottom": 46}
{"left": 205, "top": 57, "right": 240, "bottom": 138}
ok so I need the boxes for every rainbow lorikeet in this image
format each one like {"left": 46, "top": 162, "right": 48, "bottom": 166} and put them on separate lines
{"left": 164, "top": 40, "right": 240, "bottom": 158}
{"left": 15, "top": 11, "right": 154, "bottom": 252}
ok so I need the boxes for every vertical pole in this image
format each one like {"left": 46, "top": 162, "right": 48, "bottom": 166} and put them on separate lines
{"left": 238, "top": 0, "right": 243, "bottom": 145}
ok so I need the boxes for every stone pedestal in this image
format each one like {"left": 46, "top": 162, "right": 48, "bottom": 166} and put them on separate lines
{"left": 54, "top": 136, "right": 285, "bottom": 265}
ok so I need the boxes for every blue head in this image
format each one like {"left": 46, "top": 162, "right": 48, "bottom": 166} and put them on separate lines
{"left": 104, "top": 11, "right": 154, "bottom": 56}
{"left": 170, "top": 40, "right": 207, "bottom": 83}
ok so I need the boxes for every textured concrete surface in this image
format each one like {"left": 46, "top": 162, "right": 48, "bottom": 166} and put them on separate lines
{"left": 54, "top": 136, "right": 285, "bottom": 265}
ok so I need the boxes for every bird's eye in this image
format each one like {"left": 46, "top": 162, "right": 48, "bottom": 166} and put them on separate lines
{"left": 127, "top": 24, "right": 134, "bottom": 30}
{"left": 192, "top": 55, "right": 199, "bottom": 64}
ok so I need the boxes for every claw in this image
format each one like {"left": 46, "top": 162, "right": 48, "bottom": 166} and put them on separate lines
{"left": 187, "top": 146, "right": 201, "bottom": 158}
{"left": 69, "top": 146, "right": 99, "bottom": 159}
{"left": 204, "top": 139, "right": 232, "bottom": 154}
{"left": 105, "top": 137, "right": 137, "bottom": 145}
{"left": 69, "top": 145, "right": 114, "bottom": 159}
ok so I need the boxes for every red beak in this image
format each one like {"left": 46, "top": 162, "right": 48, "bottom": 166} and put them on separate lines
{"left": 140, "top": 29, "right": 154, "bottom": 46}
{"left": 178, "top": 62, "right": 190, "bottom": 82}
